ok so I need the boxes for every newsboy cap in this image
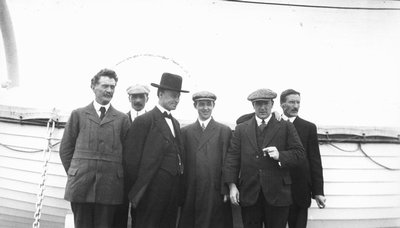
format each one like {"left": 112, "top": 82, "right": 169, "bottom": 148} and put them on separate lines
{"left": 247, "top": 88, "right": 277, "bottom": 102}
{"left": 192, "top": 91, "right": 217, "bottom": 102}
{"left": 126, "top": 84, "right": 150, "bottom": 95}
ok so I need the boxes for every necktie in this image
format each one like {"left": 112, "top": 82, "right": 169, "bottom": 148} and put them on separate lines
{"left": 259, "top": 119, "right": 267, "bottom": 132}
{"left": 163, "top": 111, "right": 172, "bottom": 119}
{"left": 99, "top": 107, "right": 106, "bottom": 120}
{"left": 201, "top": 123, "right": 206, "bottom": 131}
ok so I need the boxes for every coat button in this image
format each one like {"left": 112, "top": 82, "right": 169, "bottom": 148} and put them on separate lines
{"left": 256, "top": 155, "right": 259, "bottom": 159}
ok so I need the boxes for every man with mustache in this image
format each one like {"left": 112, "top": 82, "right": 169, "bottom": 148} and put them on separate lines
{"left": 126, "top": 84, "right": 150, "bottom": 122}
{"left": 60, "top": 68, "right": 130, "bottom": 228}
{"left": 124, "top": 73, "right": 188, "bottom": 228}
{"left": 223, "top": 88, "right": 305, "bottom": 228}
{"left": 113, "top": 83, "right": 150, "bottom": 228}
{"left": 280, "top": 89, "right": 326, "bottom": 228}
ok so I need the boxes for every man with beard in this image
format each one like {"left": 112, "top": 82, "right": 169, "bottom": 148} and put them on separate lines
{"left": 124, "top": 73, "right": 189, "bottom": 228}
{"left": 280, "top": 89, "right": 326, "bottom": 228}
{"left": 178, "top": 91, "right": 233, "bottom": 228}
{"left": 60, "top": 68, "right": 130, "bottom": 228}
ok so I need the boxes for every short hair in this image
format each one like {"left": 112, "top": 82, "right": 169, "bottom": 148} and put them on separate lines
{"left": 280, "top": 89, "right": 300, "bottom": 104}
{"left": 91, "top": 68, "right": 118, "bottom": 87}
{"left": 157, "top": 88, "right": 165, "bottom": 97}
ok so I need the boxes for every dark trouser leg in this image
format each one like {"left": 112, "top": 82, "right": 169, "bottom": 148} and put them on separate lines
{"left": 71, "top": 202, "right": 94, "bottom": 228}
{"left": 113, "top": 201, "right": 129, "bottom": 228}
{"left": 241, "top": 193, "right": 264, "bottom": 228}
{"left": 288, "top": 204, "right": 308, "bottom": 228}
{"left": 70, "top": 202, "right": 117, "bottom": 228}
{"left": 135, "top": 169, "right": 179, "bottom": 228}
{"left": 93, "top": 203, "right": 117, "bottom": 228}
{"left": 263, "top": 202, "right": 289, "bottom": 228}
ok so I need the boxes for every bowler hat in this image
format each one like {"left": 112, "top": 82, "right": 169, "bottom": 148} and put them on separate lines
{"left": 151, "top": 73, "right": 189, "bottom": 93}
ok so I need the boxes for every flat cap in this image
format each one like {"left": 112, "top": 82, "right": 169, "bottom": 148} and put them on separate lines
{"left": 192, "top": 91, "right": 217, "bottom": 102}
{"left": 126, "top": 84, "right": 150, "bottom": 95}
{"left": 247, "top": 88, "right": 277, "bottom": 102}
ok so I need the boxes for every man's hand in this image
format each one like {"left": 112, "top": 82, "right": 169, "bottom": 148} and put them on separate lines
{"left": 315, "top": 195, "right": 326, "bottom": 209}
{"left": 263, "top": 146, "right": 279, "bottom": 161}
{"left": 228, "top": 183, "right": 240, "bottom": 206}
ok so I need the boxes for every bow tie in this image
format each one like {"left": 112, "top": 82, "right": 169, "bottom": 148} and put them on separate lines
{"left": 163, "top": 111, "right": 172, "bottom": 119}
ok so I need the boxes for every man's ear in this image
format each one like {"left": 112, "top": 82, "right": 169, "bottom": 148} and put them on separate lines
{"left": 193, "top": 102, "right": 197, "bottom": 109}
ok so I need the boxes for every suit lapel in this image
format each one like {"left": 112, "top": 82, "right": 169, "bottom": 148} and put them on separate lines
{"left": 245, "top": 117, "right": 258, "bottom": 152}
{"left": 262, "top": 117, "right": 282, "bottom": 148}
{"left": 152, "top": 107, "right": 175, "bottom": 142}
{"left": 100, "top": 105, "right": 116, "bottom": 125}
{"left": 85, "top": 103, "right": 100, "bottom": 124}
{"left": 197, "top": 119, "right": 217, "bottom": 151}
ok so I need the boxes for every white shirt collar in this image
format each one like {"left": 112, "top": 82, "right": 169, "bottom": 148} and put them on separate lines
{"left": 93, "top": 100, "right": 110, "bottom": 113}
{"left": 130, "top": 109, "right": 146, "bottom": 121}
{"left": 156, "top": 104, "right": 171, "bottom": 115}
{"left": 255, "top": 114, "right": 272, "bottom": 126}
{"left": 282, "top": 114, "right": 296, "bottom": 123}
{"left": 198, "top": 117, "right": 212, "bottom": 128}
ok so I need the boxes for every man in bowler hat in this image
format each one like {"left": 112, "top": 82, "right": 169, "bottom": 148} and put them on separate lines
{"left": 223, "top": 88, "right": 305, "bottom": 228}
{"left": 124, "top": 73, "right": 189, "bottom": 228}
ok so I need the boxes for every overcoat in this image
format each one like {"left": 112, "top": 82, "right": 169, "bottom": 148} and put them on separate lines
{"left": 179, "top": 119, "right": 233, "bottom": 228}
{"left": 291, "top": 116, "right": 324, "bottom": 207}
{"left": 59, "top": 103, "right": 130, "bottom": 204}
{"left": 223, "top": 116, "right": 305, "bottom": 207}
{"left": 124, "top": 107, "right": 184, "bottom": 206}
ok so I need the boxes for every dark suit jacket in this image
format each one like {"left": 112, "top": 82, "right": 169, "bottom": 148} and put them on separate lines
{"left": 124, "top": 107, "right": 184, "bottom": 206}
{"left": 223, "top": 116, "right": 305, "bottom": 207}
{"left": 179, "top": 119, "right": 232, "bottom": 228}
{"left": 59, "top": 103, "right": 130, "bottom": 204}
{"left": 291, "top": 116, "right": 324, "bottom": 207}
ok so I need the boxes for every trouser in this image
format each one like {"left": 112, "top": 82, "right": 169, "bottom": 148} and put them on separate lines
{"left": 70, "top": 202, "right": 117, "bottom": 228}
{"left": 134, "top": 169, "right": 180, "bottom": 228}
{"left": 288, "top": 203, "right": 308, "bottom": 228}
{"left": 241, "top": 192, "right": 289, "bottom": 228}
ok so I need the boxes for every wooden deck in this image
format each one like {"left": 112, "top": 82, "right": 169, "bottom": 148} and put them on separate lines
{"left": 1, "top": 120, "right": 400, "bottom": 227}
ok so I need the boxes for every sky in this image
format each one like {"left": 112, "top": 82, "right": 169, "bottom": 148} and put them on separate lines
{"left": 1, "top": 0, "right": 400, "bottom": 128}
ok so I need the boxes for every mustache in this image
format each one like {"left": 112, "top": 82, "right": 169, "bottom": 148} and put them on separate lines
{"left": 133, "top": 102, "right": 144, "bottom": 106}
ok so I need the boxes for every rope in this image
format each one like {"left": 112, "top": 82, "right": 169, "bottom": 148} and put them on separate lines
{"left": 327, "top": 142, "right": 400, "bottom": 171}
{"left": 32, "top": 120, "right": 56, "bottom": 228}
{"left": 0, "top": 140, "right": 60, "bottom": 153}
{"left": 222, "top": 0, "right": 400, "bottom": 10}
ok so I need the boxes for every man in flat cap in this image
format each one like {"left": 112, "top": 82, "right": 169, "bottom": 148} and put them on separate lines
{"left": 126, "top": 84, "right": 150, "bottom": 122}
{"left": 124, "top": 73, "right": 188, "bottom": 228}
{"left": 280, "top": 89, "right": 325, "bottom": 228}
{"left": 223, "top": 88, "right": 305, "bottom": 228}
{"left": 178, "top": 91, "right": 233, "bottom": 228}
{"left": 113, "top": 83, "right": 151, "bottom": 228}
